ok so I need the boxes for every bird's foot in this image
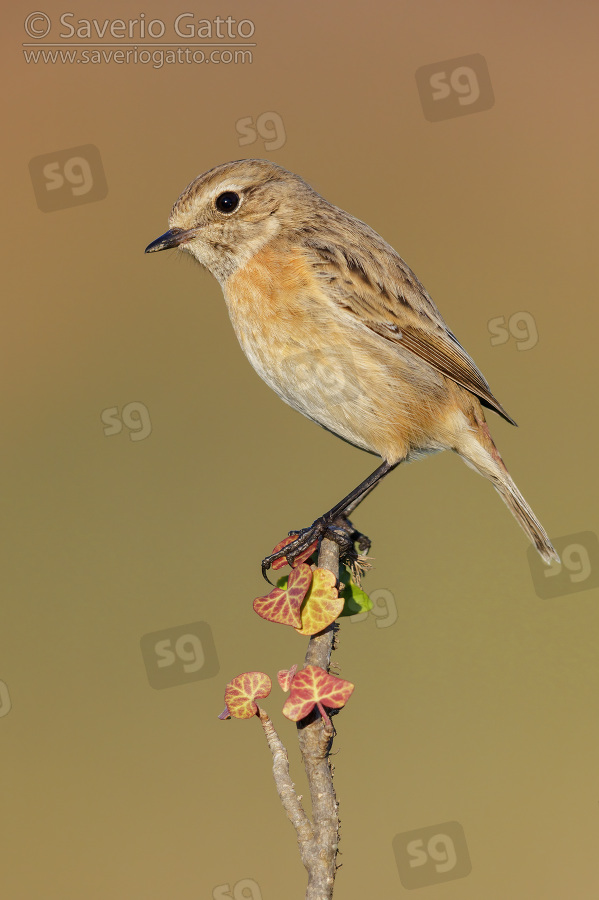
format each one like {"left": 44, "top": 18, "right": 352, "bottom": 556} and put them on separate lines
{"left": 261, "top": 512, "right": 371, "bottom": 582}
{"left": 261, "top": 516, "right": 328, "bottom": 581}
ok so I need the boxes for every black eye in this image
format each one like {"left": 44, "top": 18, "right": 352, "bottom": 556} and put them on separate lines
{"left": 215, "top": 191, "right": 240, "bottom": 213}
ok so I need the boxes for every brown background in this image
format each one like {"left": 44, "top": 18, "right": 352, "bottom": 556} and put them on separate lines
{"left": 2, "top": 1, "right": 598, "bottom": 897}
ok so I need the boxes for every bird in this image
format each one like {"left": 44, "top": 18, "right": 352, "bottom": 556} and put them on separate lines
{"left": 145, "top": 158, "right": 559, "bottom": 574}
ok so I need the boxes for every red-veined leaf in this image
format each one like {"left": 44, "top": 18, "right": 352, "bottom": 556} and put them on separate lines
{"left": 295, "top": 567, "right": 344, "bottom": 635}
{"left": 253, "top": 563, "right": 312, "bottom": 627}
{"left": 282, "top": 665, "right": 354, "bottom": 722}
{"left": 222, "top": 671, "right": 272, "bottom": 720}
{"left": 277, "top": 665, "right": 298, "bottom": 692}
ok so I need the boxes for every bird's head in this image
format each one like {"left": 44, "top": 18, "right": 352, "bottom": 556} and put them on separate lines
{"left": 145, "top": 159, "right": 318, "bottom": 283}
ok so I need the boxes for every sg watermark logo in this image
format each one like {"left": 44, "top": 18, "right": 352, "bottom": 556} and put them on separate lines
{"left": 488, "top": 311, "right": 539, "bottom": 351}
{"left": 0, "top": 681, "right": 12, "bottom": 718}
{"left": 140, "top": 621, "right": 219, "bottom": 689}
{"left": 528, "top": 531, "right": 599, "bottom": 599}
{"left": 213, "top": 878, "right": 262, "bottom": 899}
{"left": 29, "top": 144, "right": 107, "bottom": 212}
{"left": 350, "top": 588, "right": 398, "bottom": 628}
{"left": 277, "top": 345, "right": 364, "bottom": 409}
{"left": 393, "top": 821, "right": 472, "bottom": 889}
{"left": 101, "top": 402, "right": 152, "bottom": 442}
{"left": 236, "top": 111, "right": 286, "bottom": 151}
{"left": 416, "top": 54, "right": 494, "bottom": 122}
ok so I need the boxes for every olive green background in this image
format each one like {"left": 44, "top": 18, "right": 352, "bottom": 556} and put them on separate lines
{"left": 3, "top": 1, "right": 598, "bottom": 897}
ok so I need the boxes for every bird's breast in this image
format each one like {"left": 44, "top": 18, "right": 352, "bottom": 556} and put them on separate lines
{"left": 221, "top": 242, "right": 453, "bottom": 461}
{"left": 223, "top": 243, "right": 335, "bottom": 386}
{"left": 222, "top": 244, "right": 376, "bottom": 447}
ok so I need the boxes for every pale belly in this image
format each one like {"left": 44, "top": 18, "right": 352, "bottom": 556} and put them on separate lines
{"left": 225, "top": 293, "right": 452, "bottom": 461}
{"left": 221, "top": 246, "right": 455, "bottom": 463}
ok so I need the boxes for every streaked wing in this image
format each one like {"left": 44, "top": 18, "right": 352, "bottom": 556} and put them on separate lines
{"left": 303, "top": 222, "right": 516, "bottom": 426}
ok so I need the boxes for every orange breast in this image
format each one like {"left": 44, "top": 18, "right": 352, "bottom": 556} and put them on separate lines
{"left": 222, "top": 241, "right": 460, "bottom": 462}
{"left": 225, "top": 242, "right": 317, "bottom": 335}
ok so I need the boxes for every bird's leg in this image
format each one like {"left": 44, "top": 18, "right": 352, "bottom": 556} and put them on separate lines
{"left": 261, "top": 460, "right": 400, "bottom": 579}
{"left": 331, "top": 478, "right": 382, "bottom": 553}
{"left": 306, "top": 478, "right": 382, "bottom": 560}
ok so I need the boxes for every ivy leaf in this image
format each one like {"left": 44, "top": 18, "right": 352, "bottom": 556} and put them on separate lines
{"left": 269, "top": 535, "right": 319, "bottom": 570}
{"left": 253, "top": 563, "right": 313, "bottom": 628}
{"left": 338, "top": 564, "right": 373, "bottom": 617}
{"left": 282, "top": 665, "right": 354, "bottom": 725}
{"left": 295, "top": 567, "right": 344, "bottom": 636}
{"left": 277, "top": 665, "right": 298, "bottom": 692}
{"left": 221, "top": 672, "right": 272, "bottom": 720}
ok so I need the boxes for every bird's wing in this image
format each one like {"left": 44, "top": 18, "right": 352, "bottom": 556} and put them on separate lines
{"left": 303, "top": 225, "right": 517, "bottom": 426}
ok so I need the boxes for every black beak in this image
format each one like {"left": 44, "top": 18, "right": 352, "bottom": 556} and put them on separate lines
{"left": 144, "top": 227, "right": 197, "bottom": 253}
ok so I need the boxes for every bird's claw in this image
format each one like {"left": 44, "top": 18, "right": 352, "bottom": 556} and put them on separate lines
{"left": 261, "top": 516, "right": 329, "bottom": 582}
{"left": 261, "top": 513, "right": 371, "bottom": 582}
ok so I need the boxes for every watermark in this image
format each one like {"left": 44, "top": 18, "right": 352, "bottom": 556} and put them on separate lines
{"left": 276, "top": 345, "right": 364, "bottom": 410}
{"left": 416, "top": 54, "right": 494, "bottom": 122}
{"left": 237, "top": 111, "right": 286, "bottom": 151}
{"left": 488, "top": 312, "right": 539, "bottom": 351}
{"left": 140, "top": 621, "right": 219, "bottom": 689}
{"left": 0, "top": 681, "right": 11, "bottom": 718}
{"left": 213, "top": 878, "right": 262, "bottom": 899}
{"left": 23, "top": 13, "right": 255, "bottom": 67}
{"left": 29, "top": 144, "right": 107, "bottom": 212}
{"left": 349, "top": 588, "right": 398, "bottom": 628}
{"left": 102, "top": 402, "right": 152, "bottom": 442}
{"left": 393, "top": 821, "right": 472, "bottom": 889}
{"left": 528, "top": 531, "right": 599, "bottom": 599}
{"left": 24, "top": 45, "right": 253, "bottom": 67}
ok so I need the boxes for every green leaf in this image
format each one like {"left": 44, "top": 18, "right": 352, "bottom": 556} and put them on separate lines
{"left": 338, "top": 564, "right": 373, "bottom": 617}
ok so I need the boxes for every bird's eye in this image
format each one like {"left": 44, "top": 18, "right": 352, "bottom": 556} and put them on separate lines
{"left": 215, "top": 191, "right": 240, "bottom": 213}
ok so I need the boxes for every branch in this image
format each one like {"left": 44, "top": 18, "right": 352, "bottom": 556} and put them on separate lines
{"left": 258, "top": 708, "right": 314, "bottom": 849}
{"left": 259, "top": 536, "right": 342, "bottom": 899}
{"left": 297, "top": 537, "right": 341, "bottom": 900}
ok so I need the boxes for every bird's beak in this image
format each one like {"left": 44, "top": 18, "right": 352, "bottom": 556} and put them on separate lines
{"left": 144, "top": 227, "right": 198, "bottom": 253}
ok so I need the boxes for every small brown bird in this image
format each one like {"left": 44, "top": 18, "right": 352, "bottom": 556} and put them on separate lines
{"left": 145, "top": 159, "right": 558, "bottom": 572}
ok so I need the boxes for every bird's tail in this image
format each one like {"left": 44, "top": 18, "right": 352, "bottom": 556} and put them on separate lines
{"left": 457, "top": 423, "right": 560, "bottom": 565}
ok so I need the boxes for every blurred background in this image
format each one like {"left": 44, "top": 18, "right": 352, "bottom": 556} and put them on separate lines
{"left": 2, "top": 1, "right": 598, "bottom": 897}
